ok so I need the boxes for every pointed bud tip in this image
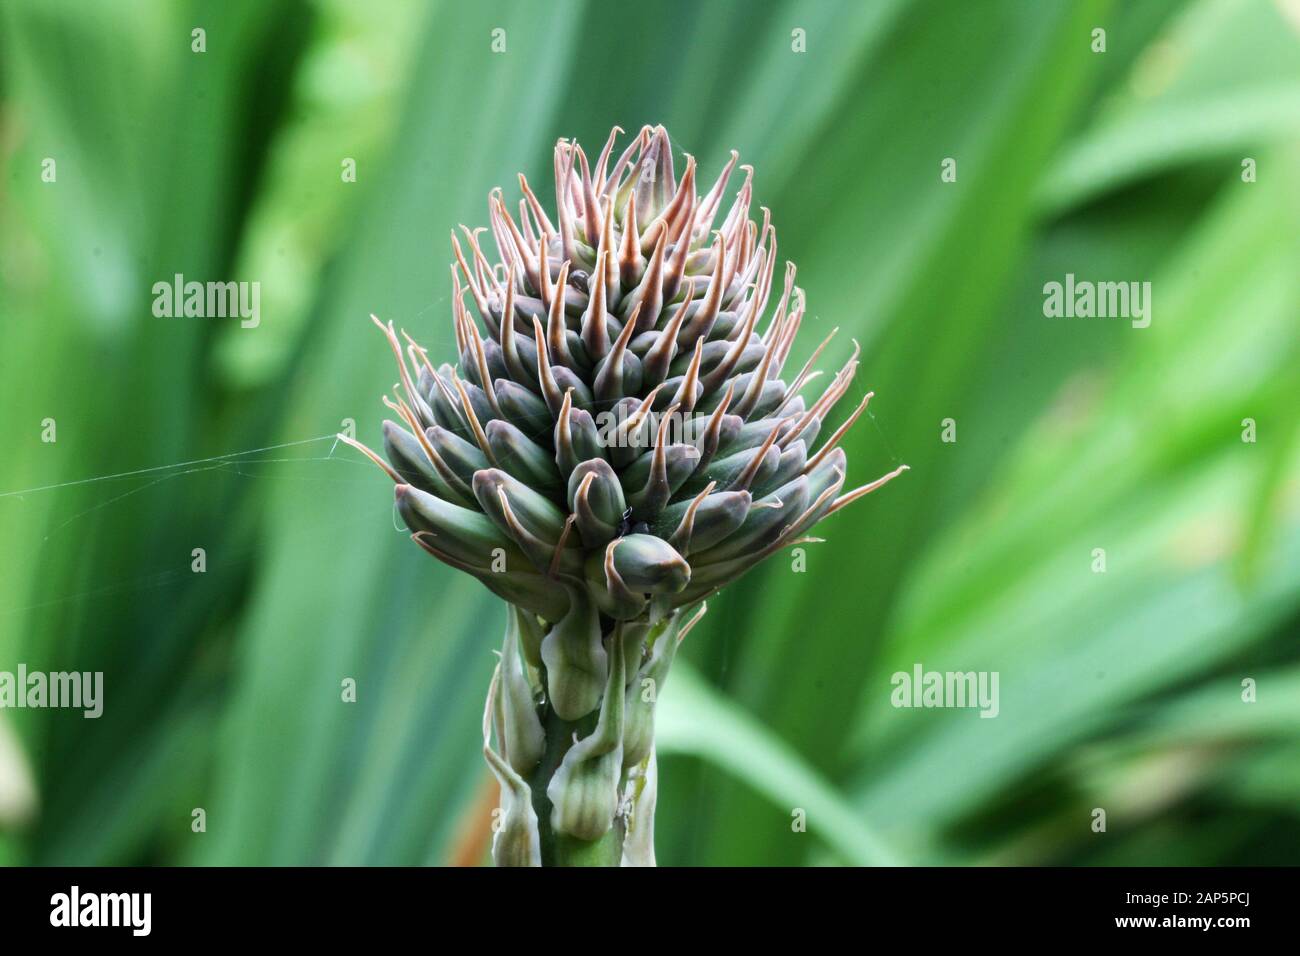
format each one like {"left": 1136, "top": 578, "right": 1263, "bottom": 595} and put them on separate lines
{"left": 612, "top": 534, "right": 691, "bottom": 594}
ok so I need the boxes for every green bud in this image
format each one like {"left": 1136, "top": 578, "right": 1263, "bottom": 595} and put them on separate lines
{"left": 782, "top": 412, "right": 822, "bottom": 451}
{"left": 426, "top": 424, "right": 490, "bottom": 485}
{"left": 732, "top": 374, "right": 787, "bottom": 419}
{"left": 395, "top": 484, "right": 512, "bottom": 566}
{"left": 547, "top": 631, "right": 626, "bottom": 841}
{"left": 415, "top": 364, "right": 440, "bottom": 409}
{"left": 607, "top": 534, "right": 690, "bottom": 594}
{"left": 621, "top": 444, "right": 701, "bottom": 516}
{"left": 568, "top": 459, "right": 626, "bottom": 547}
{"left": 381, "top": 420, "right": 475, "bottom": 508}
{"left": 694, "top": 476, "right": 811, "bottom": 564}
{"left": 555, "top": 405, "right": 605, "bottom": 479}
{"left": 723, "top": 415, "right": 798, "bottom": 454}
{"left": 457, "top": 378, "right": 497, "bottom": 428}
{"left": 656, "top": 489, "right": 751, "bottom": 554}
{"left": 584, "top": 546, "right": 649, "bottom": 621}
{"left": 754, "top": 443, "right": 808, "bottom": 498}
{"left": 551, "top": 365, "right": 595, "bottom": 412}
{"left": 485, "top": 747, "right": 541, "bottom": 867}
{"left": 494, "top": 378, "right": 551, "bottom": 436}
{"left": 485, "top": 419, "right": 563, "bottom": 495}
{"left": 692, "top": 411, "right": 743, "bottom": 469}
{"left": 423, "top": 365, "right": 465, "bottom": 432}
{"left": 671, "top": 338, "right": 764, "bottom": 379}
{"left": 540, "top": 589, "right": 608, "bottom": 721}
{"left": 480, "top": 338, "right": 509, "bottom": 381}
{"left": 703, "top": 308, "right": 740, "bottom": 341}
{"left": 482, "top": 666, "right": 541, "bottom": 867}
{"left": 606, "top": 397, "right": 655, "bottom": 470}
{"left": 473, "top": 469, "right": 580, "bottom": 574}
{"left": 473, "top": 469, "right": 567, "bottom": 541}
{"left": 592, "top": 348, "right": 644, "bottom": 401}
{"left": 381, "top": 420, "right": 438, "bottom": 494}
{"left": 498, "top": 611, "right": 545, "bottom": 775}
{"left": 681, "top": 440, "right": 777, "bottom": 495}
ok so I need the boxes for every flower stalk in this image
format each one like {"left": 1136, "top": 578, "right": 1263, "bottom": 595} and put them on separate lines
{"left": 348, "top": 125, "right": 906, "bottom": 866}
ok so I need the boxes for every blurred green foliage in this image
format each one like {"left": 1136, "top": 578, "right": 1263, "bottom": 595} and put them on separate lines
{"left": 1, "top": 0, "right": 1297, "bottom": 866}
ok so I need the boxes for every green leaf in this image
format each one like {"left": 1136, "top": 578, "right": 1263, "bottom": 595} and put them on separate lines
{"left": 1039, "top": 0, "right": 1300, "bottom": 213}
{"left": 657, "top": 664, "right": 900, "bottom": 866}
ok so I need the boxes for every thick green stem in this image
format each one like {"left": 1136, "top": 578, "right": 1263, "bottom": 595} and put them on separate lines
{"left": 552, "top": 828, "right": 624, "bottom": 867}
{"left": 492, "top": 609, "right": 687, "bottom": 867}
{"left": 528, "top": 705, "right": 625, "bottom": 866}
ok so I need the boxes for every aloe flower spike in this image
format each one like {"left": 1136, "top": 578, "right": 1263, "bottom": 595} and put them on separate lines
{"left": 347, "top": 125, "right": 907, "bottom": 866}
